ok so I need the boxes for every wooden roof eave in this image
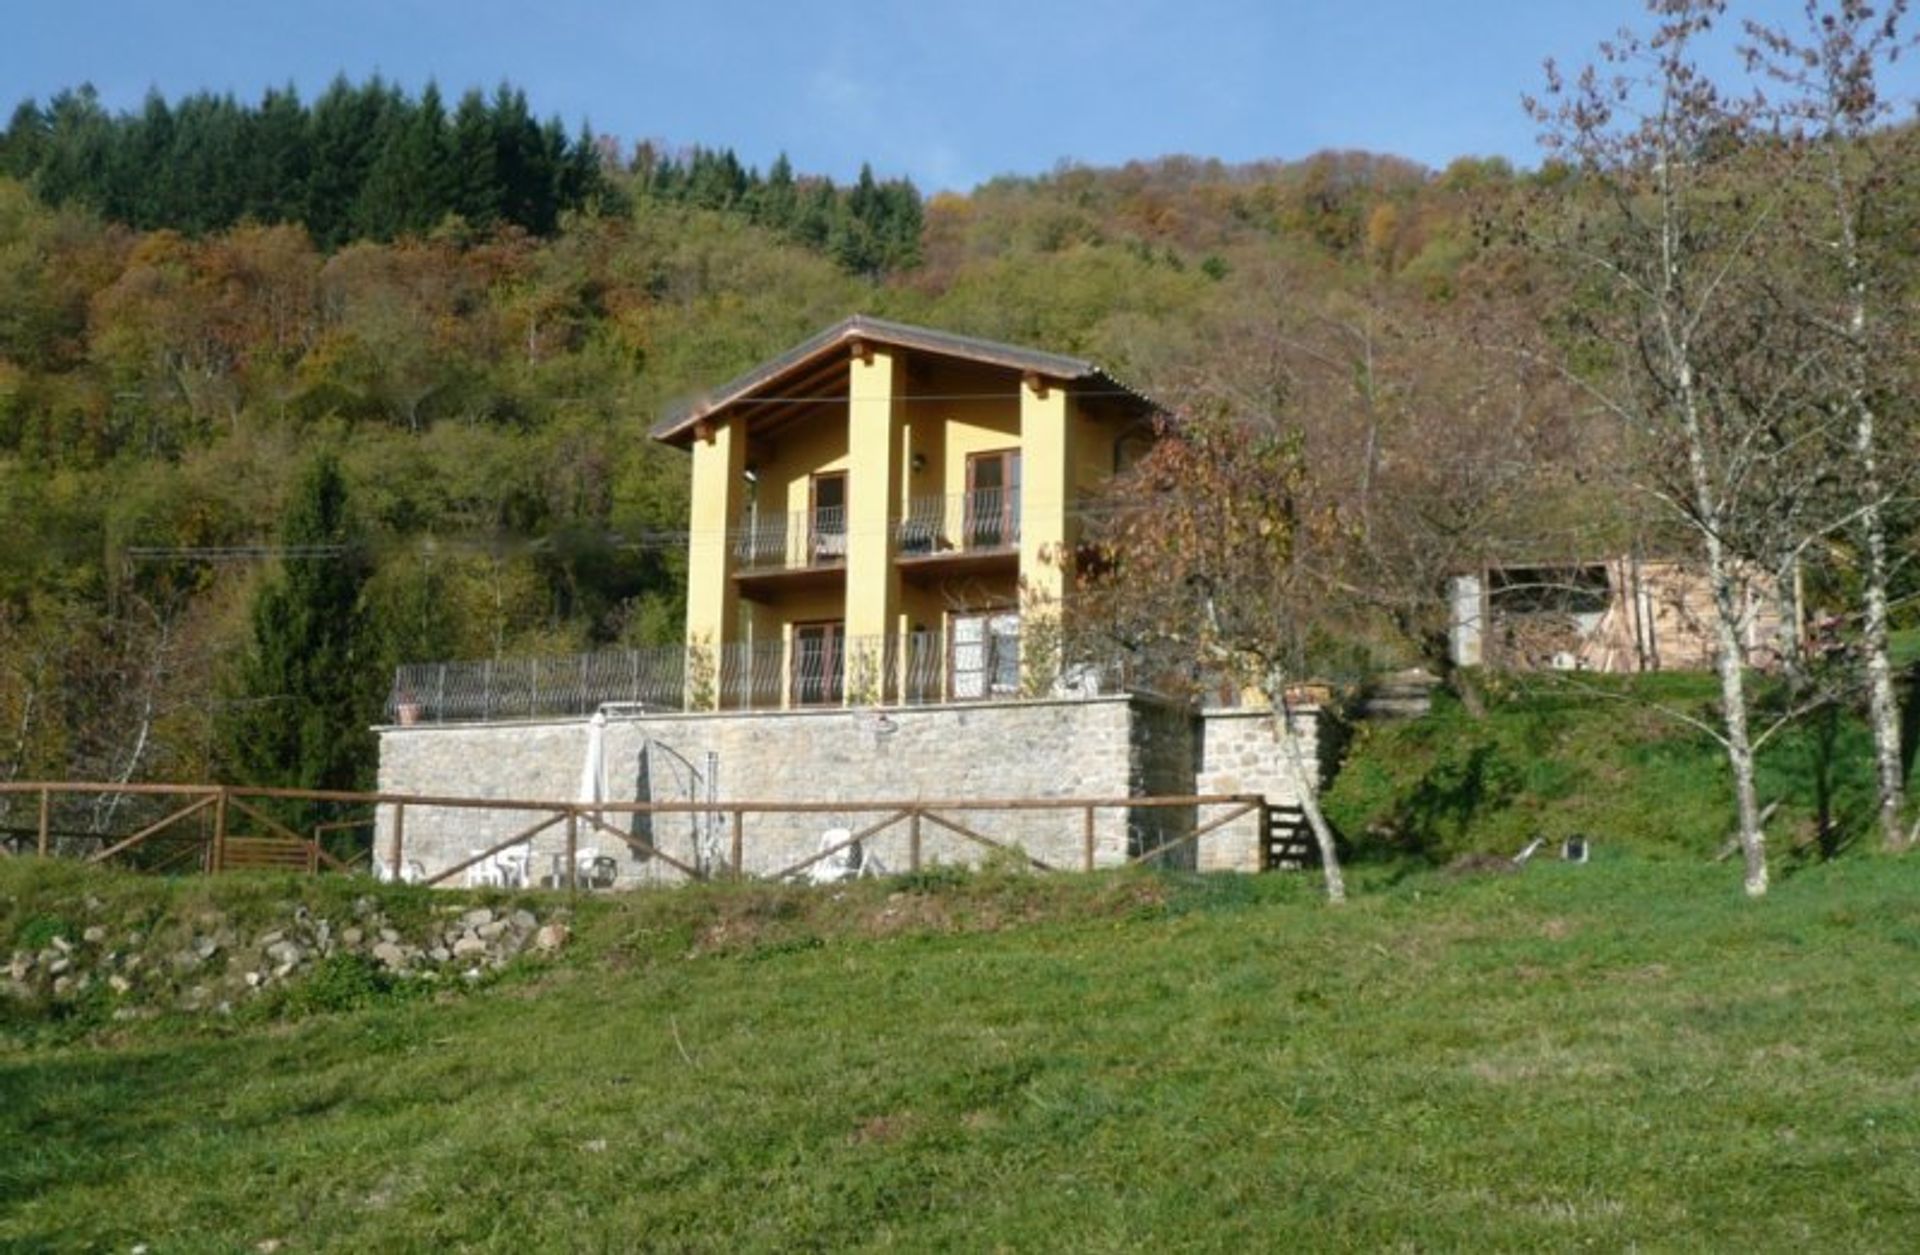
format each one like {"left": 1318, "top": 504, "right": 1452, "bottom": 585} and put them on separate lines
{"left": 651, "top": 315, "right": 1168, "bottom": 447}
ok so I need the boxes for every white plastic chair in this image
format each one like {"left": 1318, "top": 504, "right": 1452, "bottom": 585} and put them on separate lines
{"left": 573, "top": 847, "right": 619, "bottom": 889}
{"left": 374, "top": 858, "right": 425, "bottom": 884}
{"left": 496, "top": 847, "right": 533, "bottom": 889}
{"left": 465, "top": 850, "right": 503, "bottom": 889}
{"left": 802, "top": 828, "right": 886, "bottom": 885}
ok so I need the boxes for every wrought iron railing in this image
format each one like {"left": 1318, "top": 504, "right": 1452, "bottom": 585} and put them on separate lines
{"left": 385, "top": 625, "right": 1107, "bottom": 725}
{"left": 388, "top": 650, "right": 690, "bottom": 724}
{"left": 896, "top": 489, "right": 1020, "bottom": 556}
{"left": 732, "top": 505, "right": 847, "bottom": 571}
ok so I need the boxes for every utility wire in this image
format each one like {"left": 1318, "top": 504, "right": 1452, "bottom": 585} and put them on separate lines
{"left": 121, "top": 497, "right": 1164, "bottom": 563}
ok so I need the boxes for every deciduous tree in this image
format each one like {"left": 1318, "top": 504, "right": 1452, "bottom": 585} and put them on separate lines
{"left": 1073, "top": 418, "right": 1349, "bottom": 902}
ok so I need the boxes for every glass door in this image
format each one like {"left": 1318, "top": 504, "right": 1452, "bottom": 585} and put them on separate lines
{"left": 792, "top": 622, "right": 844, "bottom": 706}
{"left": 965, "top": 451, "right": 1020, "bottom": 550}
{"left": 949, "top": 610, "right": 1020, "bottom": 700}
{"left": 809, "top": 472, "right": 847, "bottom": 565}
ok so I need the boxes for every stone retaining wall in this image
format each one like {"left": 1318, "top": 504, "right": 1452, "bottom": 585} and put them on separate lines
{"left": 1194, "top": 708, "right": 1324, "bottom": 872}
{"left": 376, "top": 696, "right": 1323, "bottom": 885}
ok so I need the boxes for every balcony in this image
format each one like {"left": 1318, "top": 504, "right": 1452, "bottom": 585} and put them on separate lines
{"left": 896, "top": 489, "right": 1020, "bottom": 580}
{"left": 731, "top": 505, "right": 847, "bottom": 598}
{"left": 733, "top": 504, "right": 847, "bottom": 571}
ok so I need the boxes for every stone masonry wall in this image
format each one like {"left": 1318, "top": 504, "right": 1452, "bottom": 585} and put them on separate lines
{"left": 1193, "top": 708, "right": 1324, "bottom": 872}
{"left": 376, "top": 697, "right": 1323, "bottom": 885}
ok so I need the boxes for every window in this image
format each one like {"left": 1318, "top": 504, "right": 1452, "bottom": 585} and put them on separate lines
{"left": 792, "top": 622, "right": 844, "bottom": 705}
{"left": 949, "top": 610, "right": 1020, "bottom": 700}
{"left": 810, "top": 473, "right": 847, "bottom": 564}
{"left": 965, "top": 451, "right": 1020, "bottom": 550}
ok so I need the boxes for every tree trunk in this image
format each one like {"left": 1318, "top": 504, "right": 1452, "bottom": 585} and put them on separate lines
{"left": 1658, "top": 149, "right": 1768, "bottom": 895}
{"left": 1859, "top": 507, "right": 1905, "bottom": 851}
{"left": 1840, "top": 264, "right": 1904, "bottom": 850}
{"left": 1272, "top": 684, "right": 1346, "bottom": 904}
{"left": 1705, "top": 541, "right": 1767, "bottom": 897}
{"left": 1667, "top": 314, "right": 1767, "bottom": 893}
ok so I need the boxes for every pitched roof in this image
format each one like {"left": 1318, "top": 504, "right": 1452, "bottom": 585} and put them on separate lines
{"left": 650, "top": 314, "right": 1164, "bottom": 445}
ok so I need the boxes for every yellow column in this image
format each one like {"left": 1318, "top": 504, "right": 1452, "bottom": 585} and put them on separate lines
{"left": 845, "top": 346, "right": 902, "bottom": 703}
{"left": 1019, "top": 375, "right": 1071, "bottom": 690}
{"left": 685, "top": 418, "right": 745, "bottom": 708}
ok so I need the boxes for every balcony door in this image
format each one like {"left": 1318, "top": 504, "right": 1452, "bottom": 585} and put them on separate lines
{"left": 949, "top": 610, "right": 1020, "bottom": 701}
{"left": 792, "top": 621, "right": 844, "bottom": 706}
{"left": 809, "top": 472, "right": 847, "bottom": 565}
{"left": 965, "top": 450, "right": 1020, "bottom": 550}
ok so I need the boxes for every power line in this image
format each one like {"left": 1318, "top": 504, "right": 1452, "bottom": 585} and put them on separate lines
{"left": 121, "top": 499, "right": 1157, "bottom": 564}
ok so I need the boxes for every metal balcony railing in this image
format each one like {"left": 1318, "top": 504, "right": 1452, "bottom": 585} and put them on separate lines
{"left": 895, "top": 488, "right": 1020, "bottom": 556}
{"left": 706, "top": 631, "right": 988, "bottom": 708}
{"left": 385, "top": 624, "right": 1114, "bottom": 726}
{"left": 388, "top": 650, "right": 691, "bottom": 724}
{"left": 733, "top": 505, "right": 848, "bottom": 572}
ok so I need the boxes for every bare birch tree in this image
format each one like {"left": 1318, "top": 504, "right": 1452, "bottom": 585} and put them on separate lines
{"left": 1746, "top": 0, "right": 1917, "bottom": 850}
{"left": 1528, "top": 0, "right": 1854, "bottom": 896}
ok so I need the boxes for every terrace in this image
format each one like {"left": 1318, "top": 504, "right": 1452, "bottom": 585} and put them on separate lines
{"left": 384, "top": 623, "right": 1056, "bottom": 725}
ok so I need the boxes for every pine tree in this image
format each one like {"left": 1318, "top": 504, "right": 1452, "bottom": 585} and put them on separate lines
{"left": 307, "top": 76, "right": 392, "bottom": 249}
{"left": 0, "top": 100, "right": 50, "bottom": 179}
{"left": 219, "top": 453, "right": 379, "bottom": 823}
{"left": 119, "top": 91, "right": 176, "bottom": 227}
{"left": 34, "top": 86, "right": 113, "bottom": 211}
{"left": 753, "top": 152, "right": 798, "bottom": 232}
{"left": 243, "top": 85, "right": 310, "bottom": 225}
{"left": 449, "top": 88, "right": 499, "bottom": 227}
{"left": 354, "top": 84, "right": 453, "bottom": 239}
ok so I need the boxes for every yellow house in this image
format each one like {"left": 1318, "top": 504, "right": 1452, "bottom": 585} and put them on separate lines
{"left": 651, "top": 316, "right": 1166, "bottom": 709}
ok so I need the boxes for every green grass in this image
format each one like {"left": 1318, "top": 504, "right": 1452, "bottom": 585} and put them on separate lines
{"left": 5, "top": 856, "right": 1920, "bottom": 1250}
{"left": 1325, "top": 672, "right": 1904, "bottom": 864}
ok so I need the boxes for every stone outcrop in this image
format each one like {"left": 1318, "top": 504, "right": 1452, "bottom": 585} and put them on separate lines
{"left": 3, "top": 893, "right": 570, "bottom": 1019}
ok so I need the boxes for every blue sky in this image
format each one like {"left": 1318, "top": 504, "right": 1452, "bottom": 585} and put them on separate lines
{"left": 6, "top": 1, "right": 1916, "bottom": 191}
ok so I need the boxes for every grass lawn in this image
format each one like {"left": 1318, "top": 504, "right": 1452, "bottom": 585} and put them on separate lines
{"left": 5, "top": 855, "right": 1920, "bottom": 1250}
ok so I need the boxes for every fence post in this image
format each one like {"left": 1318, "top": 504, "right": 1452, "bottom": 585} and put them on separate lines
{"left": 36, "top": 787, "right": 51, "bottom": 857}
{"left": 390, "top": 802, "right": 406, "bottom": 881}
{"left": 909, "top": 809, "right": 922, "bottom": 872}
{"left": 730, "top": 809, "right": 744, "bottom": 880}
{"left": 565, "top": 808, "right": 578, "bottom": 893}
{"left": 1083, "top": 805, "right": 1096, "bottom": 872}
{"left": 212, "top": 788, "right": 229, "bottom": 873}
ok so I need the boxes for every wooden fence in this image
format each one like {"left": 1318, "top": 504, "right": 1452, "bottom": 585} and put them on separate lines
{"left": 0, "top": 781, "right": 1272, "bottom": 888}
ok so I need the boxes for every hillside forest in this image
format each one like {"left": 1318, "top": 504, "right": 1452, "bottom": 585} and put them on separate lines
{"left": 0, "top": 2, "right": 1916, "bottom": 870}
